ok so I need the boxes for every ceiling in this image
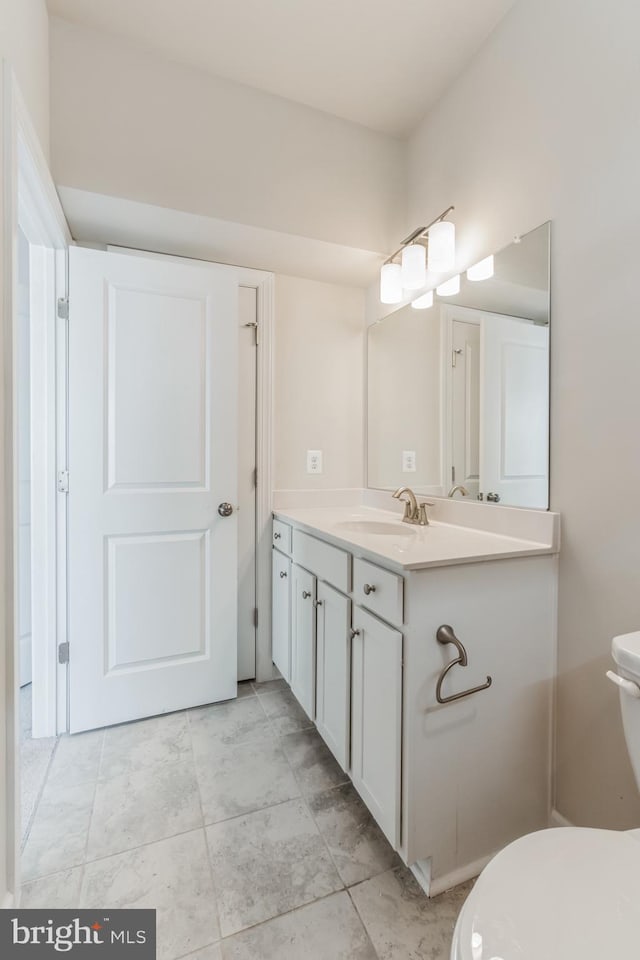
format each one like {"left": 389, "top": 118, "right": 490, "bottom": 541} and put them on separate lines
{"left": 46, "top": 0, "right": 514, "bottom": 137}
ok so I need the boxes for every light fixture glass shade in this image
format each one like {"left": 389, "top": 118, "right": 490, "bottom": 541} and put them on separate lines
{"left": 380, "top": 262, "right": 403, "bottom": 304}
{"left": 467, "top": 255, "right": 494, "bottom": 282}
{"left": 427, "top": 220, "right": 456, "bottom": 272}
{"left": 436, "top": 275, "right": 461, "bottom": 297}
{"left": 401, "top": 243, "right": 426, "bottom": 290}
{"left": 411, "top": 290, "right": 434, "bottom": 310}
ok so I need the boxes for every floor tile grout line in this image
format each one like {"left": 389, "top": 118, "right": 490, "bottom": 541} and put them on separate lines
{"left": 186, "top": 707, "right": 225, "bottom": 947}
{"left": 217, "top": 887, "right": 353, "bottom": 944}
{"left": 27, "top": 823, "right": 211, "bottom": 885}
{"left": 20, "top": 732, "right": 61, "bottom": 851}
{"left": 346, "top": 885, "right": 384, "bottom": 960}
{"left": 77, "top": 729, "right": 105, "bottom": 898}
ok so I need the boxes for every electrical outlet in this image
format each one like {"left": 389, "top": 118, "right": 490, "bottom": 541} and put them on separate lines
{"left": 402, "top": 450, "right": 417, "bottom": 473}
{"left": 307, "top": 450, "right": 323, "bottom": 474}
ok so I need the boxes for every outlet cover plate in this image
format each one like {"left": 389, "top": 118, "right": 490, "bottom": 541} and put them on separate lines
{"left": 307, "top": 450, "right": 323, "bottom": 474}
{"left": 402, "top": 450, "right": 417, "bottom": 473}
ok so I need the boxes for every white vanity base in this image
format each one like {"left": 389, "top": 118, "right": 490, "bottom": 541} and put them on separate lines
{"left": 411, "top": 853, "right": 495, "bottom": 898}
{"left": 271, "top": 501, "right": 559, "bottom": 895}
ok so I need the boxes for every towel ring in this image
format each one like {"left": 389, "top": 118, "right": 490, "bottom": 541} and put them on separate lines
{"left": 435, "top": 624, "right": 492, "bottom": 704}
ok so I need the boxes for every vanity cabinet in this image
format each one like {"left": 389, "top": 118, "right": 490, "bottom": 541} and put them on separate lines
{"left": 271, "top": 549, "right": 291, "bottom": 682}
{"left": 270, "top": 510, "right": 558, "bottom": 896}
{"left": 315, "top": 582, "right": 351, "bottom": 771}
{"left": 351, "top": 605, "right": 402, "bottom": 847}
{"left": 290, "top": 563, "right": 316, "bottom": 719}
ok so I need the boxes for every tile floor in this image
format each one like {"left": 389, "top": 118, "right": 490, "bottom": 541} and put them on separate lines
{"left": 20, "top": 679, "right": 471, "bottom": 960}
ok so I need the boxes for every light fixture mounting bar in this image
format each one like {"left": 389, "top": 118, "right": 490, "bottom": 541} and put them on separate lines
{"left": 384, "top": 205, "right": 454, "bottom": 264}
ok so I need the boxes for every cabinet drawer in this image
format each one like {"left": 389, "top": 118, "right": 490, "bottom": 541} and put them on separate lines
{"left": 272, "top": 518, "right": 292, "bottom": 553}
{"left": 353, "top": 557, "right": 404, "bottom": 625}
{"left": 292, "top": 530, "right": 351, "bottom": 593}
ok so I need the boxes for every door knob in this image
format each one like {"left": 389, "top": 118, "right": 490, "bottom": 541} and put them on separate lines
{"left": 363, "top": 583, "right": 376, "bottom": 595}
{"left": 302, "top": 590, "right": 312, "bottom": 599}
{"left": 218, "top": 502, "right": 234, "bottom": 517}
{"left": 279, "top": 570, "right": 287, "bottom": 579}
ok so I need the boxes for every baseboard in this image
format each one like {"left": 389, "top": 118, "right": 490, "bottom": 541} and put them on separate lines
{"left": 410, "top": 853, "right": 491, "bottom": 898}
{"left": 549, "top": 808, "right": 574, "bottom": 828}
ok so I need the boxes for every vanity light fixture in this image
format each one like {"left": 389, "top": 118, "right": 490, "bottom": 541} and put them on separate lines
{"left": 427, "top": 219, "right": 456, "bottom": 273}
{"left": 411, "top": 290, "right": 434, "bottom": 310}
{"left": 380, "top": 261, "right": 403, "bottom": 304}
{"left": 401, "top": 243, "right": 427, "bottom": 290}
{"left": 436, "top": 274, "right": 461, "bottom": 297}
{"left": 467, "top": 255, "right": 494, "bottom": 282}
{"left": 379, "top": 205, "right": 454, "bottom": 304}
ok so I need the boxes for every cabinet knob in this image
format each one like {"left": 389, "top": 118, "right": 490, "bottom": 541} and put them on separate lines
{"left": 274, "top": 532, "right": 281, "bottom": 540}
{"left": 363, "top": 583, "right": 376, "bottom": 596}
{"left": 350, "top": 628, "right": 361, "bottom": 639}
{"left": 314, "top": 600, "right": 322, "bottom": 608}
{"left": 302, "top": 590, "right": 312, "bottom": 599}
{"left": 279, "top": 570, "right": 287, "bottom": 579}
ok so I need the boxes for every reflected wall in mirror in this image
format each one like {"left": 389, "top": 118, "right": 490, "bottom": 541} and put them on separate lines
{"left": 367, "top": 221, "right": 550, "bottom": 509}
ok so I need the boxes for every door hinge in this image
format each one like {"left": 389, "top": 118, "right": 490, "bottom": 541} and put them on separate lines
{"left": 57, "top": 297, "right": 69, "bottom": 320}
{"left": 244, "top": 321, "right": 259, "bottom": 345}
{"left": 58, "top": 642, "right": 70, "bottom": 664}
{"left": 57, "top": 470, "right": 69, "bottom": 494}
{"left": 253, "top": 608, "right": 258, "bottom": 628}
{"left": 451, "top": 465, "right": 456, "bottom": 482}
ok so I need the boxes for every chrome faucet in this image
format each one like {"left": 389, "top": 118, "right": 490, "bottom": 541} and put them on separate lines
{"left": 448, "top": 484, "right": 469, "bottom": 499}
{"left": 392, "top": 486, "right": 432, "bottom": 526}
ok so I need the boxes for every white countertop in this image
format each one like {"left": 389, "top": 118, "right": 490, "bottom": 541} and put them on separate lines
{"left": 273, "top": 505, "right": 557, "bottom": 571}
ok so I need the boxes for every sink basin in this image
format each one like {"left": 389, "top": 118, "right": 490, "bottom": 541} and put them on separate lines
{"left": 334, "top": 519, "right": 417, "bottom": 537}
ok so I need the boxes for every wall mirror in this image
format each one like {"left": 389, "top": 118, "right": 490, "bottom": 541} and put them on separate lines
{"left": 367, "top": 221, "right": 550, "bottom": 509}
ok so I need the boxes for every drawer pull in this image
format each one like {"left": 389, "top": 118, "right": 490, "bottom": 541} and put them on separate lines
{"left": 302, "top": 590, "right": 312, "bottom": 599}
{"left": 363, "top": 583, "right": 376, "bottom": 596}
{"left": 435, "top": 624, "right": 492, "bottom": 704}
{"left": 350, "top": 628, "right": 361, "bottom": 639}
{"left": 274, "top": 532, "right": 282, "bottom": 540}
{"left": 279, "top": 570, "right": 287, "bottom": 579}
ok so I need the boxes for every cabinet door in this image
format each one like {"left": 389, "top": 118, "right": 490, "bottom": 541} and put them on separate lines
{"left": 290, "top": 564, "right": 316, "bottom": 720}
{"left": 351, "top": 606, "right": 402, "bottom": 848}
{"left": 271, "top": 550, "right": 291, "bottom": 682}
{"left": 316, "top": 582, "right": 351, "bottom": 771}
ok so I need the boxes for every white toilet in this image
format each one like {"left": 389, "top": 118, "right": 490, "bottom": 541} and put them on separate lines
{"left": 450, "top": 631, "right": 640, "bottom": 960}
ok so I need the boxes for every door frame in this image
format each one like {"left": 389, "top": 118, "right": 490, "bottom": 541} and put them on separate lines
{"left": 1, "top": 63, "right": 70, "bottom": 906}
{"left": 441, "top": 304, "right": 481, "bottom": 498}
{"left": 103, "top": 247, "right": 275, "bottom": 685}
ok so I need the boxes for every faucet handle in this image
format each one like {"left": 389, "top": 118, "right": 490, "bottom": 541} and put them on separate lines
{"left": 417, "top": 501, "right": 434, "bottom": 526}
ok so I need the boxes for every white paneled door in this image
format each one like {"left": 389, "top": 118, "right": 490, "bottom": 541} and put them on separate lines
{"left": 68, "top": 247, "right": 239, "bottom": 732}
{"left": 480, "top": 312, "right": 549, "bottom": 508}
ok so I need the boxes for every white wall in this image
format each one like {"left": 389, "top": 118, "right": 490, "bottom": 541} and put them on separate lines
{"left": 407, "top": 0, "right": 640, "bottom": 828}
{"left": 49, "top": 17, "right": 405, "bottom": 254}
{"left": 274, "top": 276, "right": 365, "bottom": 492}
{"left": 0, "top": 0, "right": 49, "bottom": 156}
{"left": 0, "top": 0, "right": 50, "bottom": 907}
{"left": 17, "top": 230, "right": 31, "bottom": 688}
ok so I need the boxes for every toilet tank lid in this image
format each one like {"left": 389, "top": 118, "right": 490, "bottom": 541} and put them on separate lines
{"left": 612, "top": 631, "right": 640, "bottom": 673}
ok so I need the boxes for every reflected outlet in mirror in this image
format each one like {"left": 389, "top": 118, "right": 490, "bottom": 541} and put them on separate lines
{"left": 367, "top": 221, "right": 550, "bottom": 509}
